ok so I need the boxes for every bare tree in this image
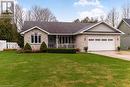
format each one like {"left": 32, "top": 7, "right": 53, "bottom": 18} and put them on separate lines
{"left": 122, "top": 1, "right": 130, "bottom": 18}
{"left": 100, "top": 15, "right": 106, "bottom": 22}
{"left": 105, "top": 8, "right": 119, "bottom": 27}
{"left": 25, "top": 10, "right": 32, "bottom": 21}
{"left": 73, "top": 19, "right": 80, "bottom": 23}
{"left": 14, "top": 4, "right": 24, "bottom": 31}
{"left": 26, "top": 6, "right": 57, "bottom": 22}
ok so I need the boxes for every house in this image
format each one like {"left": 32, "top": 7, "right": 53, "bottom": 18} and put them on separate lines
{"left": 118, "top": 19, "right": 130, "bottom": 50}
{"left": 21, "top": 21, "right": 123, "bottom": 52}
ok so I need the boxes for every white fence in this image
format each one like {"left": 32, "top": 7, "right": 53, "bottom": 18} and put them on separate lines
{"left": 7, "top": 42, "right": 19, "bottom": 49}
{"left": 0, "top": 40, "right": 19, "bottom": 51}
{"left": 0, "top": 40, "right": 6, "bottom": 51}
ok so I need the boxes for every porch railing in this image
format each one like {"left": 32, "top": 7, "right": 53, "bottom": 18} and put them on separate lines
{"left": 58, "top": 43, "right": 75, "bottom": 48}
{"left": 48, "top": 43, "right": 75, "bottom": 48}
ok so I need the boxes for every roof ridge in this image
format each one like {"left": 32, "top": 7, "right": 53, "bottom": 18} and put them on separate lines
{"left": 24, "top": 21, "right": 96, "bottom": 25}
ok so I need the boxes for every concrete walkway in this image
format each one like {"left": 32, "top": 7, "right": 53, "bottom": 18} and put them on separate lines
{"left": 90, "top": 51, "right": 130, "bottom": 61}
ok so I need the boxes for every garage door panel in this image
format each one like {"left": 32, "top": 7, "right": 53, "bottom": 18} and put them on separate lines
{"left": 88, "top": 36, "right": 115, "bottom": 51}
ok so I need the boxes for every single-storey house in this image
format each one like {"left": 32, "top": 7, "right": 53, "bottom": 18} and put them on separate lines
{"left": 21, "top": 21, "right": 123, "bottom": 52}
{"left": 118, "top": 19, "right": 130, "bottom": 50}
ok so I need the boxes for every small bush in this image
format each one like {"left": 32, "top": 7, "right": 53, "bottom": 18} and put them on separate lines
{"left": 24, "top": 43, "right": 32, "bottom": 53}
{"left": 47, "top": 48, "right": 77, "bottom": 53}
{"left": 117, "top": 46, "right": 120, "bottom": 51}
{"left": 40, "top": 42, "right": 47, "bottom": 52}
{"left": 75, "top": 48, "right": 80, "bottom": 53}
{"left": 84, "top": 47, "right": 88, "bottom": 52}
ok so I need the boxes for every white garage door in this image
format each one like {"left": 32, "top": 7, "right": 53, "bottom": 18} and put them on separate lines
{"left": 88, "top": 36, "right": 116, "bottom": 51}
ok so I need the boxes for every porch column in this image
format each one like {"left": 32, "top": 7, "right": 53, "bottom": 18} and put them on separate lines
{"left": 56, "top": 35, "right": 58, "bottom": 48}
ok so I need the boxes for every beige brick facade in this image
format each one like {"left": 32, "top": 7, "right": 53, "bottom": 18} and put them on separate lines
{"left": 24, "top": 29, "right": 48, "bottom": 51}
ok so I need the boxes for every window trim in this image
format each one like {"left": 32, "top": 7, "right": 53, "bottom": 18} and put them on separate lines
{"left": 31, "top": 33, "right": 41, "bottom": 44}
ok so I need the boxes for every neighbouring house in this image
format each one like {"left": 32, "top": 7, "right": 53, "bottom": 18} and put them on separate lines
{"left": 118, "top": 19, "right": 130, "bottom": 50}
{"left": 21, "top": 21, "right": 123, "bottom": 52}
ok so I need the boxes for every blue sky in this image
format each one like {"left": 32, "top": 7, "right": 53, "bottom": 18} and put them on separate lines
{"left": 18, "top": 0, "right": 129, "bottom": 22}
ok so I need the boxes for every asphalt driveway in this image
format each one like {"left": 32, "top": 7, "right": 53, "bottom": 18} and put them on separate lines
{"left": 91, "top": 51, "right": 130, "bottom": 61}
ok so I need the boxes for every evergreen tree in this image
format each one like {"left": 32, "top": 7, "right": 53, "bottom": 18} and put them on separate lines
{"left": 0, "top": 12, "right": 18, "bottom": 42}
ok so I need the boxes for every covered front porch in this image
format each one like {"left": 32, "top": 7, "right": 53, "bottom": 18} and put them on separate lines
{"left": 48, "top": 35, "right": 75, "bottom": 48}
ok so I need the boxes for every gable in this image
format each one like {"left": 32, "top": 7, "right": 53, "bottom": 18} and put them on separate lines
{"left": 81, "top": 22, "right": 124, "bottom": 34}
{"left": 87, "top": 23, "right": 116, "bottom": 33}
{"left": 118, "top": 21, "right": 130, "bottom": 35}
{"left": 21, "top": 26, "right": 50, "bottom": 35}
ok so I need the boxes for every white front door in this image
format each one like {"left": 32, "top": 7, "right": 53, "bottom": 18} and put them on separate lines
{"left": 88, "top": 35, "right": 116, "bottom": 51}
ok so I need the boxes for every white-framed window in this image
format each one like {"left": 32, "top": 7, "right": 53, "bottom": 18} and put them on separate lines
{"left": 89, "top": 39, "right": 94, "bottom": 41}
{"left": 95, "top": 39, "right": 100, "bottom": 41}
{"left": 31, "top": 33, "right": 41, "bottom": 43}
{"left": 108, "top": 39, "right": 113, "bottom": 41}
{"left": 102, "top": 39, "right": 107, "bottom": 41}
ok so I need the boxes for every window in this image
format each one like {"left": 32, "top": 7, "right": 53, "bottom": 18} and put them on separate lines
{"left": 35, "top": 33, "right": 38, "bottom": 43}
{"left": 108, "top": 39, "right": 113, "bottom": 41}
{"left": 31, "top": 33, "right": 41, "bottom": 43}
{"left": 102, "top": 39, "right": 107, "bottom": 41}
{"left": 95, "top": 39, "right": 100, "bottom": 41}
{"left": 89, "top": 39, "right": 94, "bottom": 41}
{"left": 31, "top": 35, "right": 34, "bottom": 43}
{"left": 38, "top": 36, "right": 41, "bottom": 43}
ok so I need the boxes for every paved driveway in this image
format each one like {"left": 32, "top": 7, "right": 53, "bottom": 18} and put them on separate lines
{"left": 90, "top": 51, "right": 130, "bottom": 61}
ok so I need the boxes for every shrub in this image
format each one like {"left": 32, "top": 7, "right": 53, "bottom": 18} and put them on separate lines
{"left": 17, "top": 49, "right": 24, "bottom": 54}
{"left": 40, "top": 42, "right": 47, "bottom": 52}
{"left": 84, "top": 47, "right": 88, "bottom": 52}
{"left": 4, "top": 49, "right": 17, "bottom": 51}
{"left": 24, "top": 43, "right": 32, "bottom": 53}
{"left": 117, "top": 46, "right": 120, "bottom": 51}
{"left": 47, "top": 48, "right": 77, "bottom": 53}
{"left": 75, "top": 48, "right": 80, "bottom": 53}
{"left": 17, "top": 33, "right": 24, "bottom": 48}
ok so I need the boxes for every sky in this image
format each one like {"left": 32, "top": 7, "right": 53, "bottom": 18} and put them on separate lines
{"left": 17, "top": 0, "right": 130, "bottom": 22}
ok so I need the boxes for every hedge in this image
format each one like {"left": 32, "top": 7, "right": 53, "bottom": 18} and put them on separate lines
{"left": 47, "top": 48, "right": 77, "bottom": 53}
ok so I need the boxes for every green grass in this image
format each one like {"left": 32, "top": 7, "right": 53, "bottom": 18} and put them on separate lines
{"left": 0, "top": 51, "right": 130, "bottom": 87}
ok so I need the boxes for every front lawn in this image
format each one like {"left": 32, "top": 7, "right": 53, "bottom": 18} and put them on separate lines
{"left": 0, "top": 52, "right": 130, "bottom": 87}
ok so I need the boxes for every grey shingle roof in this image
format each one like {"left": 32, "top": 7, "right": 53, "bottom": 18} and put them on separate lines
{"left": 22, "top": 21, "right": 96, "bottom": 34}
{"left": 123, "top": 18, "right": 130, "bottom": 25}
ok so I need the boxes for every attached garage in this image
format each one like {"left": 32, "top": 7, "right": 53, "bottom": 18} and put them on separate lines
{"left": 76, "top": 22, "right": 124, "bottom": 52}
{"left": 88, "top": 35, "right": 116, "bottom": 51}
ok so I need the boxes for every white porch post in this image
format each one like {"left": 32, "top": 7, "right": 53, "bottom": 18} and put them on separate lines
{"left": 56, "top": 35, "right": 58, "bottom": 48}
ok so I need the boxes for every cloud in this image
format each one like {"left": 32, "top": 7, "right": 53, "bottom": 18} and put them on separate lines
{"left": 79, "top": 7, "right": 106, "bottom": 20}
{"left": 74, "top": 0, "right": 102, "bottom": 7}
{"left": 74, "top": 0, "right": 106, "bottom": 20}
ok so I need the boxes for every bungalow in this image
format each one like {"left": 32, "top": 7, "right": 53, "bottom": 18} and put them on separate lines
{"left": 21, "top": 21, "right": 123, "bottom": 52}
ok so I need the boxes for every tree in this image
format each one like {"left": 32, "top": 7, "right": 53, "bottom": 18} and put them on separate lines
{"left": 74, "top": 17, "right": 98, "bottom": 23}
{"left": 24, "top": 43, "right": 32, "bottom": 52}
{"left": 122, "top": 1, "right": 130, "bottom": 19}
{"left": 25, "top": 10, "right": 32, "bottom": 21}
{"left": 40, "top": 41, "right": 47, "bottom": 52}
{"left": 17, "top": 33, "right": 24, "bottom": 48}
{"left": 25, "top": 6, "right": 57, "bottom": 22}
{"left": 81, "top": 17, "right": 90, "bottom": 23}
{"left": 73, "top": 19, "right": 80, "bottom": 23}
{"left": 14, "top": 4, "right": 24, "bottom": 31}
{"left": 105, "top": 8, "right": 119, "bottom": 27}
{"left": 0, "top": 13, "right": 18, "bottom": 42}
